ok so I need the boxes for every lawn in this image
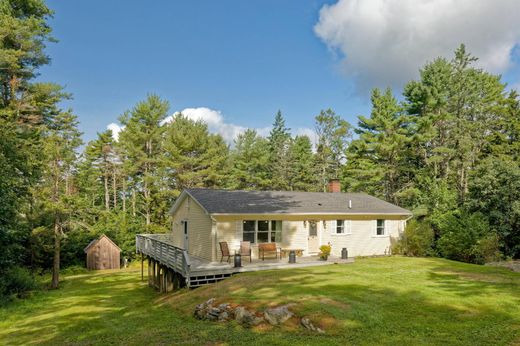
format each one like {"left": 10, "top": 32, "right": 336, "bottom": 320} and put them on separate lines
{"left": 1, "top": 257, "right": 519, "bottom": 345}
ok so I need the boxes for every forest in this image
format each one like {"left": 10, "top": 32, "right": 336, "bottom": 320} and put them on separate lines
{"left": 1, "top": 0, "right": 519, "bottom": 302}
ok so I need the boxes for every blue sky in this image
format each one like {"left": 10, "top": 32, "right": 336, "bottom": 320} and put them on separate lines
{"left": 39, "top": 0, "right": 520, "bottom": 143}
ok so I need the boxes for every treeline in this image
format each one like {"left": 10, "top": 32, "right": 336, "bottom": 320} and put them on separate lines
{"left": 1, "top": 0, "right": 519, "bottom": 302}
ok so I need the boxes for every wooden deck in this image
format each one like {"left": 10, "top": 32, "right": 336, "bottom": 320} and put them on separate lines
{"left": 136, "top": 234, "right": 354, "bottom": 288}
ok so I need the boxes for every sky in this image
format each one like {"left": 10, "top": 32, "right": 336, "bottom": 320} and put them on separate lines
{"left": 39, "top": 0, "right": 520, "bottom": 144}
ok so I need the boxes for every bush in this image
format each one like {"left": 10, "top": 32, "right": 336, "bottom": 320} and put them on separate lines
{"left": 319, "top": 244, "right": 331, "bottom": 260}
{"left": 0, "top": 266, "right": 38, "bottom": 304}
{"left": 436, "top": 210, "right": 491, "bottom": 264}
{"left": 392, "top": 219, "right": 435, "bottom": 257}
{"left": 470, "top": 233, "right": 501, "bottom": 264}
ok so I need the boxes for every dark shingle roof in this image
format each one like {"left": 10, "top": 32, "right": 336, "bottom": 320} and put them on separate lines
{"left": 184, "top": 188, "right": 412, "bottom": 215}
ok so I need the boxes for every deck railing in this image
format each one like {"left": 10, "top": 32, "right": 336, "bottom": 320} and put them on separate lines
{"left": 136, "top": 234, "right": 191, "bottom": 277}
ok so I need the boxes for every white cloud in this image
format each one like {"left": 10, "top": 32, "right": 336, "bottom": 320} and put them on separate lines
{"left": 107, "top": 123, "right": 124, "bottom": 141}
{"left": 163, "top": 107, "right": 272, "bottom": 144}
{"left": 314, "top": 0, "right": 520, "bottom": 91}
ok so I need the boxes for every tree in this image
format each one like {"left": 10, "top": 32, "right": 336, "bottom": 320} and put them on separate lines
{"left": 267, "top": 110, "right": 291, "bottom": 190}
{"left": 230, "top": 129, "right": 271, "bottom": 190}
{"left": 39, "top": 110, "right": 82, "bottom": 288}
{"left": 345, "top": 88, "right": 410, "bottom": 203}
{"left": 163, "top": 113, "right": 229, "bottom": 197}
{"left": 84, "top": 130, "right": 117, "bottom": 211}
{"left": 314, "top": 109, "right": 351, "bottom": 192}
{"left": 287, "top": 135, "right": 316, "bottom": 191}
{"left": 467, "top": 158, "right": 520, "bottom": 258}
{"left": 118, "top": 95, "right": 169, "bottom": 228}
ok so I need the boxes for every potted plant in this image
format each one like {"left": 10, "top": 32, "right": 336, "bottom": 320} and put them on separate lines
{"left": 319, "top": 244, "right": 331, "bottom": 260}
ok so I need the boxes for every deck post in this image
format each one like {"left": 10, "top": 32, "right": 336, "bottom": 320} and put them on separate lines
{"left": 141, "top": 253, "right": 144, "bottom": 281}
{"left": 147, "top": 258, "right": 152, "bottom": 287}
{"left": 167, "top": 269, "right": 174, "bottom": 292}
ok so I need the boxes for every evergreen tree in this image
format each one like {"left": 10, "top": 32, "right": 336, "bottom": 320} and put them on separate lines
{"left": 267, "top": 110, "right": 291, "bottom": 190}
{"left": 38, "top": 110, "right": 82, "bottom": 288}
{"left": 230, "top": 129, "right": 270, "bottom": 190}
{"left": 345, "top": 88, "right": 410, "bottom": 203}
{"left": 118, "top": 95, "right": 169, "bottom": 229}
{"left": 314, "top": 109, "right": 351, "bottom": 192}
{"left": 288, "top": 135, "right": 316, "bottom": 191}
{"left": 163, "top": 113, "right": 229, "bottom": 197}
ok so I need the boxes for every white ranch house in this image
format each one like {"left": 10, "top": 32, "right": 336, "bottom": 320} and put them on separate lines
{"left": 169, "top": 186, "right": 412, "bottom": 262}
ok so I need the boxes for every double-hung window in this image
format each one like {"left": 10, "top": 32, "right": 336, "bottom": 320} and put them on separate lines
{"left": 376, "top": 219, "right": 385, "bottom": 236}
{"left": 242, "top": 220, "right": 282, "bottom": 244}
{"left": 335, "top": 220, "right": 351, "bottom": 234}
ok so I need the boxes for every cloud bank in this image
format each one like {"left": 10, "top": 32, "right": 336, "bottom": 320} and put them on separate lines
{"left": 314, "top": 0, "right": 520, "bottom": 91}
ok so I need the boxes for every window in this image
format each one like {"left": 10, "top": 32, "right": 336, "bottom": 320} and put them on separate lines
{"left": 257, "top": 220, "right": 269, "bottom": 243}
{"left": 242, "top": 220, "right": 283, "bottom": 244}
{"left": 376, "top": 219, "right": 385, "bottom": 236}
{"left": 271, "top": 220, "right": 282, "bottom": 243}
{"left": 335, "top": 220, "right": 351, "bottom": 234}
{"left": 243, "top": 220, "right": 255, "bottom": 243}
{"left": 336, "top": 220, "right": 344, "bottom": 234}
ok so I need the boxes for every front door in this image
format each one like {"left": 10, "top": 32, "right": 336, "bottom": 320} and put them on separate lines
{"left": 308, "top": 221, "right": 319, "bottom": 253}
{"left": 183, "top": 221, "right": 189, "bottom": 250}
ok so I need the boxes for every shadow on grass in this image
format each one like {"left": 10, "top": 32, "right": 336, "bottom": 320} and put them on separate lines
{"left": 2, "top": 259, "right": 520, "bottom": 345}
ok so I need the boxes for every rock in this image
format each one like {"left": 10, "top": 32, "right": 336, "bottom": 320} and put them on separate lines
{"left": 234, "top": 306, "right": 260, "bottom": 327}
{"left": 218, "top": 311, "right": 229, "bottom": 322}
{"left": 206, "top": 307, "right": 221, "bottom": 321}
{"left": 205, "top": 298, "right": 216, "bottom": 306}
{"left": 264, "top": 305, "right": 294, "bottom": 326}
{"left": 301, "top": 317, "right": 324, "bottom": 333}
{"left": 218, "top": 303, "right": 230, "bottom": 310}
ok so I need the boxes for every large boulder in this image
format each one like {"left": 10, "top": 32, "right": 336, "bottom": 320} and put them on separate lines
{"left": 264, "top": 305, "right": 294, "bottom": 325}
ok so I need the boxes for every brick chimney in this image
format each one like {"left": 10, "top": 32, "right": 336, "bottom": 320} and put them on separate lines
{"left": 327, "top": 179, "right": 341, "bottom": 193}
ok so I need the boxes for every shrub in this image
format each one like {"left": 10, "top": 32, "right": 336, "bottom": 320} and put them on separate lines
{"left": 0, "top": 266, "right": 38, "bottom": 304}
{"left": 470, "top": 233, "right": 501, "bottom": 264}
{"left": 319, "top": 244, "right": 331, "bottom": 260}
{"left": 436, "top": 210, "right": 491, "bottom": 264}
{"left": 392, "top": 219, "right": 435, "bottom": 257}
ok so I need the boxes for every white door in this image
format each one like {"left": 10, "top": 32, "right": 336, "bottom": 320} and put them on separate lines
{"left": 308, "top": 221, "right": 319, "bottom": 253}
{"left": 183, "top": 221, "right": 189, "bottom": 250}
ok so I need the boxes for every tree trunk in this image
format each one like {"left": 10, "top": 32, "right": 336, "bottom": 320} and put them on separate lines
{"left": 132, "top": 187, "right": 136, "bottom": 217}
{"left": 104, "top": 172, "right": 109, "bottom": 211}
{"left": 112, "top": 167, "right": 117, "bottom": 209}
{"left": 51, "top": 218, "right": 60, "bottom": 289}
{"left": 122, "top": 176, "right": 126, "bottom": 213}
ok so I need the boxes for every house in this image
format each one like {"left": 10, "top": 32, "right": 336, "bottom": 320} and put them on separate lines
{"left": 84, "top": 234, "right": 121, "bottom": 270}
{"left": 169, "top": 181, "right": 412, "bottom": 262}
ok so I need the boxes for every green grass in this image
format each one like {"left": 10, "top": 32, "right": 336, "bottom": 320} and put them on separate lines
{"left": 1, "top": 257, "right": 519, "bottom": 345}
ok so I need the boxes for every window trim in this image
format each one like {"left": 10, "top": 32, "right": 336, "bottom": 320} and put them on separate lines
{"left": 242, "top": 220, "right": 282, "bottom": 244}
{"left": 374, "top": 219, "right": 387, "bottom": 237}
{"left": 332, "top": 220, "right": 352, "bottom": 235}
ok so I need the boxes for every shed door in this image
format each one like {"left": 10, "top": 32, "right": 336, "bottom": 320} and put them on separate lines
{"left": 308, "top": 221, "right": 319, "bottom": 253}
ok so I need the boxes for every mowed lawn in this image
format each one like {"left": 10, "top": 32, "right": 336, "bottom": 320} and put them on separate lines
{"left": 1, "top": 257, "right": 519, "bottom": 345}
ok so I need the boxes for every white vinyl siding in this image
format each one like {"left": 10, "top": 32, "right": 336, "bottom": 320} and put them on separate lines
{"left": 170, "top": 196, "right": 213, "bottom": 261}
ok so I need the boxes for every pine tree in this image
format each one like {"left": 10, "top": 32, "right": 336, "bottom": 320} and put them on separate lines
{"left": 230, "top": 129, "right": 271, "bottom": 190}
{"left": 345, "top": 88, "right": 410, "bottom": 203}
{"left": 39, "top": 110, "right": 82, "bottom": 288}
{"left": 314, "top": 109, "right": 351, "bottom": 192}
{"left": 118, "top": 94, "right": 169, "bottom": 229}
{"left": 288, "top": 135, "right": 317, "bottom": 191}
{"left": 267, "top": 110, "right": 291, "bottom": 190}
{"left": 163, "top": 113, "right": 229, "bottom": 197}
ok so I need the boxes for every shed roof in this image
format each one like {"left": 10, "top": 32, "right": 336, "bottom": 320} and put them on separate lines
{"left": 181, "top": 188, "right": 412, "bottom": 215}
{"left": 84, "top": 234, "right": 121, "bottom": 253}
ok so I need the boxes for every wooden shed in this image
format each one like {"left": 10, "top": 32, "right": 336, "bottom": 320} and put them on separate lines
{"left": 84, "top": 234, "right": 121, "bottom": 270}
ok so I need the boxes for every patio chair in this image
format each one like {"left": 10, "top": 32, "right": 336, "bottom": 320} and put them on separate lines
{"left": 239, "top": 241, "right": 252, "bottom": 262}
{"left": 258, "top": 243, "right": 280, "bottom": 260}
{"left": 219, "top": 242, "right": 231, "bottom": 263}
